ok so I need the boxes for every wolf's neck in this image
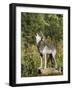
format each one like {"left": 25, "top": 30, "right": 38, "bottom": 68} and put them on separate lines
{"left": 37, "top": 40, "right": 41, "bottom": 49}
{"left": 36, "top": 38, "right": 41, "bottom": 45}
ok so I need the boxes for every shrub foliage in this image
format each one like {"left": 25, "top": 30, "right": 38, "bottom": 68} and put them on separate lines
{"left": 21, "top": 13, "right": 63, "bottom": 77}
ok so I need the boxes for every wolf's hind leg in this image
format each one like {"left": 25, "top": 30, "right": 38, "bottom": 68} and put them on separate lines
{"left": 52, "top": 53, "right": 57, "bottom": 68}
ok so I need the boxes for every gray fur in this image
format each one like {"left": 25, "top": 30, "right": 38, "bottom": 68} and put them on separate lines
{"left": 35, "top": 33, "right": 57, "bottom": 69}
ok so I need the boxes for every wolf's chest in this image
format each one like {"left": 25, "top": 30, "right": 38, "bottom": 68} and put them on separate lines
{"left": 39, "top": 46, "right": 52, "bottom": 55}
{"left": 37, "top": 40, "right": 52, "bottom": 55}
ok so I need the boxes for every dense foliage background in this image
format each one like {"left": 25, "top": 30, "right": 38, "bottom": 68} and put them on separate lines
{"left": 21, "top": 12, "right": 63, "bottom": 77}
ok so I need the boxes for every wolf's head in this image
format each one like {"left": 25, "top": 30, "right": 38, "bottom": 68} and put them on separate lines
{"left": 35, "top": 33, "right": 41, "bottom": 44}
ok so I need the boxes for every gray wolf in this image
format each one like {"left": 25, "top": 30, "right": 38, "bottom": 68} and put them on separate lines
{"left": 35, "top": 33, "right": 57, "bottom": 69}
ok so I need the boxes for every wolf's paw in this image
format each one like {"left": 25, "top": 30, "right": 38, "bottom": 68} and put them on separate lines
{"left": 38, "top": 67, "right": 42, "bottom": 69}
{"left": 44, "top": 67, "right": 47, "bottom": 69}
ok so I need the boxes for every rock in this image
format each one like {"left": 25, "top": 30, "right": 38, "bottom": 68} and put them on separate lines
{"left": 38, "top": 68, "right": 62, "bottom": 76}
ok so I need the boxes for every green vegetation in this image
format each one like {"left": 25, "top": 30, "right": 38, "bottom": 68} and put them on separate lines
{"left": 21, "top": 12, "right": 63, "bottom": 77}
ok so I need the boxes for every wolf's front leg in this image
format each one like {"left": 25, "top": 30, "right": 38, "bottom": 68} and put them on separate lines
{"left": 54, "top": 59, "right": 57, "bottom": 69}
{"left": 38, "top": 56, "right": 42, "bottom": 69}
{"left": 44, "top": 54, "right": 47, "bottom": 69}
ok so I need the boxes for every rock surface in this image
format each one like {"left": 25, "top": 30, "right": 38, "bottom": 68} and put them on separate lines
{"left": 38, "top": 68, "right": 62, "bottom": 76}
